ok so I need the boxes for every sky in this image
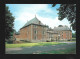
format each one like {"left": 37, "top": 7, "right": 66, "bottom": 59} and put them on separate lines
{"left": 6, "top": 4, "right": 75, "bottom": 33}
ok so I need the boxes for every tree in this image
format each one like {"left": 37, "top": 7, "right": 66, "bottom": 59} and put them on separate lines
{"left": 72, "top": 33, "right": 76, "bottom": 38}
{"left": 52, "top": 4, "right": 76, "bottom": 31}
{"left": 5, "top": 6, "right": 15, "bottom": 41}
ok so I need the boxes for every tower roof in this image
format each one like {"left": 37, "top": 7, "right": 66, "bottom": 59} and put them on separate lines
{"left": 22, "top": 16, "right": 43, "bottom": 28}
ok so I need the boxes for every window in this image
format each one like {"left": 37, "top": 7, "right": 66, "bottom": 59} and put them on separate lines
{"left": 43, "top": 27, "right": 45, "bottom": 29}
{"left": 66, "top": 32, "right": 68, "bottom": 35}
{"left": 34, "top": 36, "right": 37, "bottom": 40}
{"left": 34, "top": 30, "right": 37, "bottom": 34}
{"left": 34, "top": 25, "right": 37, "bottom": 28}
{"left": 42, "top": 36, "right": 44, "bottom": 39}
{"left": 56, "top": 37, "right": 57, "bottom": 40}
{"left": 66, "top": 35, "right": 67, "bottom": 39}
{"left": 58, "top": 32, "right": 60, "bottom": 35}
{"left": 27, "top": 32, "right": 29, "bottom": 34}
{"left": 43, "top": 31, "right": 45, "bottom": 34}
{"left": 60, "top": 32, "right": 61, "bottom": 35}
{"left": 69, "top": 32, "right": 70, "bottom": 39}
{"left": 62, "top": 35, "right": 63, "bottom": 39}
{"left": 66, "top": 32, "right": 68, "bottom": 39}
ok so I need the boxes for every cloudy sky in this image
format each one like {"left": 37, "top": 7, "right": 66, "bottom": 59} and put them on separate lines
{"left": 6, "top": 4, "right": 75, "bottom": 33}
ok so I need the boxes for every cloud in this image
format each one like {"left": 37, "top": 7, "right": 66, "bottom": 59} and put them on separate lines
{"left": 37, "top": 15, "right": 70, "bottom": 29}
{"left": 12, "top": 4, "right": 55, "bottom": 31}
{"left": 6, "top": 4, "right": 71, "bottom": 32}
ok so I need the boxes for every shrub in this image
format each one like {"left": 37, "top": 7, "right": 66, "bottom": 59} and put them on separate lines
{"left": 25, "top": 40, "right": 31, "bottom": 43}
{"left": 67, "top": 40, "right": 71, "bottom": 41}
{"left": 20, "top": 40, "right": 31, "bottom": 43}
{"left": 46, "top": 40, "right": 51, "bottom": 42}
{"left": 5, "top": 42, "right": 7, "bottom": 44}
{"left": 51, "top": 39, "right": 54, "bottom": 42}
{"left": 7, "top": 40, "right": 13, "bottom": 44}
{"left": 72, "top": 38, "right": 76, "bottom": 41}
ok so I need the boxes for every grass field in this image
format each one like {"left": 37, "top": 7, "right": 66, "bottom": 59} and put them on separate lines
{"left": 39, "top": 47, "right": 76, "bottom": 54}
{"left": 6, "top": 42, "right": 66, "bottom": 48}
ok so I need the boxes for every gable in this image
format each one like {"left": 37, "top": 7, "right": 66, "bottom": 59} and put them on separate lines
{"left": 22, "top": 17, "right": 43, "bottom": 28}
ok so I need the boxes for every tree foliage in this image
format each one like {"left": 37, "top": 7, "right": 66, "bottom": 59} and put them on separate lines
{"left": 52, "top": 4, "right": 76, "bottom": 31}
{"left": 72, "top": 33, "right": 76, "bottom": 38}
{"left": 5, "top": 6, "right": 15, "bottom": 40}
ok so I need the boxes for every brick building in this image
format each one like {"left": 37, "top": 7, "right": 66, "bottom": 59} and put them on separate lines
{"left": 13, "top": 16, "right": 72, "bottom": 43}
{"left": 53, "top": 25, "right": 72, "bottom": 41}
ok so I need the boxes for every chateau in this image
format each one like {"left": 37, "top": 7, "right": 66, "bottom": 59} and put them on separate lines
{"left": 13, "top": 16, "right": 72, "bottom": 43}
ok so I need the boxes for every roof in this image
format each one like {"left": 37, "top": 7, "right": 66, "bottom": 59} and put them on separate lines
{"left": 47, "top": 28, "right": 54, "bottom": 34}
{"left": 22, "top": 16, "right": 43, "bottom": 28}
{"left": 53, "top": 31, "right": 58, "bottom": 34}
{"left": 15, "top": 32, "right": 20, "bottom": 35}
{"left": 53, "top": 26, "right": 71, "bottom": 31}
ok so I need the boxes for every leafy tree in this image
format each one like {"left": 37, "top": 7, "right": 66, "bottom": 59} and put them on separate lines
{"left": 5, "top": 6, "right": 15, "bottom": 41}
{"left": 52, "top": 4, "right": 76, "bottom": 31}
{"left": 72, "top": 33, "right": 76, "bottom": 38}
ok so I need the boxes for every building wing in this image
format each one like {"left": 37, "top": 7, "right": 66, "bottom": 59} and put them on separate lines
{"left": 53, "top": 25, "right": 71, "bottom": 31}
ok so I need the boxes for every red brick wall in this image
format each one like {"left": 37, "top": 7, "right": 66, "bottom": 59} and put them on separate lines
{"left": 60, "top": 30, "right": 72, "bottom": 40}
{"left": 53, "top": 34, "right": 58, "bottom": 40}
{"left": 19, "top": 27, "right": 27, "bottom": 40}
{"left": 26, "top": 25, "right": 31, "bottom": 40}
{"left": 14, "top": 27, "right": 27, "bottom": 40}
{"left": 32, "top": 25, "right": 43, "bottom": 40}
{"left": 14, "top": 24, "right": 72, "bottom": 41}
{"left": 70, "top": 31, "right": 72, "bottom": 39}
{"left": 63, "top": 31, "right": 66, "bottom": 39}
{"left": 53, "top": 30, "right": 72, "bottom": 40}
{"left": 31, "top": 25, "right": 47, "bottom": 40}
{"left": 14, "top": 25, "right": 45, "bottom": 41}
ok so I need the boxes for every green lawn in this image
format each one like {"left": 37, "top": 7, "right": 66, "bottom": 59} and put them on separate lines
{"left": 39, "top": 47, "right": 76, "bottom": 54}
{"left": 6, "top": 42, "right": 66, "bottom": 48}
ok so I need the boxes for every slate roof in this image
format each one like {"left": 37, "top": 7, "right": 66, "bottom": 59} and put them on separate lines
{"left": 53, "top": 26, "right": 71, "bottom": 31}
{"left": 15, "top": 32, "right": 20, "bottom": 35}
{"left": 53, "top": 31, "right": 58, "bottom": 34}
{"left": 22, "top": 17, "right": 43, "bottom": 28}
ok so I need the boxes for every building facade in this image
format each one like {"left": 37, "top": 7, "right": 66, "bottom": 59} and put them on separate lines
{"left": 13, "top": 16, "right": 72, "bottom": 43}
{"left": 53, "top": 25, "right": 72, "bottom": 41}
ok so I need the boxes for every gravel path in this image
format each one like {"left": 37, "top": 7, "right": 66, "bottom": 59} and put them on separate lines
{"left": 5, "top": 42, "right": 76, "bottom": 54}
